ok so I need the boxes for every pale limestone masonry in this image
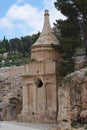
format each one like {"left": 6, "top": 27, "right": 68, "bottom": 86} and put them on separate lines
{"left": 18, "top": 10, "right": 60, "bottom": 123}
{"left": 0, "top": 66, "right": 23, "bottom": 120}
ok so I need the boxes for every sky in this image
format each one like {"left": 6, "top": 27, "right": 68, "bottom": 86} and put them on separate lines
{"left": 0, "top": 0, "right": 65, "bottom": 40}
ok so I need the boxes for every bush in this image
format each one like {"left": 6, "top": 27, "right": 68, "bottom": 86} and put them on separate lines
{"left": 9, "top": 97, "right": 20, "bottom": 106}
{"left": 75, "top": 48, "right": 85, "bottom": 56}
{"left": 84, "top": 70, "right": 87, "bottom": 76}
{"left": 58, "top": 59, "right": 75, "bottom": 77}
{"left": 71, "top": 121, "right": 77, "bottom": 128}
{"left": 84, "top": 127, "right": 87, "bottom": 130}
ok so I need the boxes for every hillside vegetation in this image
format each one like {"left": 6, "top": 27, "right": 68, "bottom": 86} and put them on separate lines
{"left": 0, "top": 32, "right": 40, "bottom": 67}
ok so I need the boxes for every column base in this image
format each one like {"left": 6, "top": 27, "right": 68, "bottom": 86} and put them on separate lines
{"left": 17, "top": 111, "right": 57, "bottom": 123}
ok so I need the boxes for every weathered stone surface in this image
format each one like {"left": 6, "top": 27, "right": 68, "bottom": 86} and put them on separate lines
{"left": 75, "top": 59, "right": 87, "bottom": 71}
{"left": 0, "top": 66, "right": 24, "bottom": 120}
{"left": 56, "top": 68, "right": 87, "bottom": 130}
{"left": 80, "top": 110, "right": 87, "bottom": 118}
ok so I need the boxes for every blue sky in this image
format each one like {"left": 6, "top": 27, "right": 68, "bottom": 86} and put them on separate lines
{"left": 0, "top": 0, "right": 65, "bottom": 40}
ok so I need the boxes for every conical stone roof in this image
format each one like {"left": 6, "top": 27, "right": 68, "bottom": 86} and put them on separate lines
{"left": 31, "top": 10, "right": 59, "bottom": 48}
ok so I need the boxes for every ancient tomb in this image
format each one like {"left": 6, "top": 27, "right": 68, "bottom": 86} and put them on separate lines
{"left": 19, "top": 10, "right": 60, "bottom": 123}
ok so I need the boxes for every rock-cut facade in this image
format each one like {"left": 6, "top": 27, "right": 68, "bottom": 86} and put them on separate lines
{"left": 18, "top": 10, "right": 60, "bottom": 123}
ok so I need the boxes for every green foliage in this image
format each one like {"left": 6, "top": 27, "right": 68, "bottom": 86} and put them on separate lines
{"left": 0, "top": 55, "right": 4, "bottom": 62}
{"left": 54, "top": 0, "right": 87, "bottom": 57}
{"left": 0, "top": 48, "right": 6, "bottom": 54}
{"left": 63, "top": 76, "right": 70, "bottom": 84}
{"left": 9, "top": 97, "right": 21, "bottom": 106}
{"left": 0, "top": 32, "right": 40, "bottom": 55}
{"left": 84, "top": 127, "right": 87, "bottom": 130}
{"left": 71, "top": 121, "right": 77, "bottom": 128}
{"left": 7, "top": 52, "right": 23, "bottom": 60}
{"left": 57, "top": 20, "right": 80, "bottom": 38}
{"left": 0, "top": 32, "right": 40, "bottom": 67}
{"left": 0, "top": 52, "right": 30, "bottom": 67}
{"left": 54, "top": 0, "right": 87, "bottom": 77}
{"left": 84, "top": 70, "right": 87, "bottom": 76}
{"left": 3, "top": 36, "right": 10, "bottom": 52}
{"left": 58, "top": 59, "right": 75, "bottom": 76}
{"left": 75, "top": 48, "right": 85, "bottom": 56}
{"left": 52, "top": 37, "right": 80, "bottom": 59}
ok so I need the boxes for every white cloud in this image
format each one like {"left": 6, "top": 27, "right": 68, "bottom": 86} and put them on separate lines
{"left": 16, "top": 0, "right": 25, "bottom": 4}
{"left": 0, "top": 17, "right": 12, "bottom": 28}
{"left": 7, "top": 4, "right": 38, "bottom": 21}
{"left": 0, "top": 3, "right": 43, "bottom": 38}
{"left": 7, "top": 4, "right": 43, "bottom": 32}
{"left": 17, "top": 0, "right": 24, "bottom": 2}
{"left": 43, "top": 0, "right": 55, "bottom": 9}
{"left": 0, "top": 0, "right": 65, "bottom": 39}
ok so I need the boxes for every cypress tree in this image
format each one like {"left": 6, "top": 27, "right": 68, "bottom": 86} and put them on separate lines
{"left": 54, "top": 0, "right": 87, "bottom": 76}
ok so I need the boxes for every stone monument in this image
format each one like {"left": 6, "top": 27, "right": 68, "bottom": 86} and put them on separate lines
{"left": 19, "top": 10, "right": 60, "bottom": 123}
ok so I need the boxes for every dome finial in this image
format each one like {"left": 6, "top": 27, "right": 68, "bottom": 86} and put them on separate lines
{"left": 44, "top": 10, "right": 49, "bottom": 16}
{"left": 31, "top": 9, "right": 59, "bottom": 49}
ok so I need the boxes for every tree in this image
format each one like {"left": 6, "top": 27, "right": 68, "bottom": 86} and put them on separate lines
{"left": 54, "top": 0, "right": 86, "bottom": 76}
{"left": 21, "top": 32, "right": 40, "bottom": 56}
{"left": 54, "top": 0, "right": 87, "bottom": 55}
{"left": 0, "top": 32, "right": 40, "bottom": 60}
{"left": 0, "top": 40, "right": 6, "bottom": 54}
{"left": 73, "top": 0, "right": 87, "bottom": 56}
{"left": 3, "top": 36, "right": 10, "bottom": 53}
